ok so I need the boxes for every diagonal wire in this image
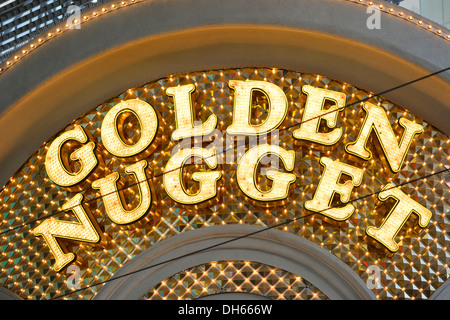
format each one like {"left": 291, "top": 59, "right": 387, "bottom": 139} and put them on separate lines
{"left": 51, "top": 165, "right": 450, "bottom": 299}
{"left": 1, "top": 66, "right": 448, "bottom": 236}
{"left": 49, "top": 67, "right": 450, "bottom": 299}
{"left": 279, "top": 66, "right": 450, "bottom": 132}
{"left": 0, "top": 66, "right": 445, "bottom": 298}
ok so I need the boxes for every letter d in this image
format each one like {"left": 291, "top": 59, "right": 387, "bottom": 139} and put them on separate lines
{"left": 223, "top": 305, "right": 230, "bottom": 314}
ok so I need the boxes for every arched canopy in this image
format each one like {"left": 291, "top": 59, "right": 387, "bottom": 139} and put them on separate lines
{"left": 94, "top": 225, "right": 377, "bottom": 300}
{"left": 0, "top": 0, "right": 449, "bottom": 188}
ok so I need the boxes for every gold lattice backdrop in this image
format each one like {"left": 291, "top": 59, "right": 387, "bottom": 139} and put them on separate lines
{"left": 0, "top": 68, "right": 448, "bottom": 300}
{"left": 141, "top": 261, "right": 328, "bottom": 300}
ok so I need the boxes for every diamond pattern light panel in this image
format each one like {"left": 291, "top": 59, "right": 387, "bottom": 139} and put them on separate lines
{"left": 141, "top": 261, "right": 328, "bottom": 300}
{"left": 0, "top": 68, "right": 448, "bottom": 300}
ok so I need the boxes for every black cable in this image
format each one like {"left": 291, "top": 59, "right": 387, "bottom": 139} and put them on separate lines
{"left": 1, "top": 66, "right": 449, "bottom": 236}
{"left": 280, "top": 66, "right": 450, "bottom": 132}
{"left": 52, "top": 165, "right": 450, "bottom": 299}
{"left": 54, "top": 212, "right": 318, "bottom": 299}
{"left": 51, "top": 66, "right": 450, "bottom": 298}
{"left": 0, "top": 66, "right": 448, "bottom": 300}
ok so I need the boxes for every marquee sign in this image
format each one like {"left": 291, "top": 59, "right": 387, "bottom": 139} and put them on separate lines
{"left": 0, "top": 68, "right": 448, "bottom": 300}
{"left": 33, "top": 77, "right": 431, "bottom": 271}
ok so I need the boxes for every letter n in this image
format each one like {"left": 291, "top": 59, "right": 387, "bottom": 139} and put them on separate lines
{"left": 33, "top": 193, "right": 102, "bottom": 271}
{"left": 345, "top": 102, "right": 423, "bottom": 172}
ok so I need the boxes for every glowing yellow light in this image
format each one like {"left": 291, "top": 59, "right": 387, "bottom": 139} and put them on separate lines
{"left": 101, "top": 99, "right": 158, "bottom": 157}
{"left": 32, "top": 193, "right": 101, "bottom": 271}
{"left": 293, "top": 85, "right": 346, "bottom": 145}
{"left": 45, "top": 125, "right": 97, "bottom": 187}
{"left": 163, "top": 147, "right": 221, "bottom": 204}
{"left": 166, "top": 84, "right": 217, "bottom": 140}
{"left": 345, "top": 102, "right": 423, "bottom": 172}
{"left": 236, "top": 144, "right": 295, "bottom": 201}
{"left": 227, "top": 80, "right": 288, "bottom": 135}
{"left": 92, "top": 160, "right": 152, "bottom": 224}
{"left": 305, "top": 157, "right": 363, "bottom": 221}
{"left": 366, "top": 183, "right": 432, "bottom": 252}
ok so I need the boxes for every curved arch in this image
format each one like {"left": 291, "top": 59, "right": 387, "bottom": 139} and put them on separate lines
{"left": 430, "top": 279, "right": 450, "bottom": 300}
{"left": 94, "top": 225, "right": 377, "bottom": 300}
{"left": 0, "top": 286, "right": 22, "bottom": 300}
{"left": 0, "top": 0, "right": 449, "bottom": 188}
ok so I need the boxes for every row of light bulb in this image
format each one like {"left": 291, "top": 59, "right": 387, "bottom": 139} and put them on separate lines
{"left": 0, "top": 0, "right": 449, "bottom": 75}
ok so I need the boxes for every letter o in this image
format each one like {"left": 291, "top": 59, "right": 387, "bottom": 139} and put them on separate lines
{"left": 101, "top": 99, "right": 158, "bottom": 157}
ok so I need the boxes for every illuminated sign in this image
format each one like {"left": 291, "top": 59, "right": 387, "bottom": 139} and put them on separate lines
{"left": 32, "top": 79, "right": 431, "bottom": 272}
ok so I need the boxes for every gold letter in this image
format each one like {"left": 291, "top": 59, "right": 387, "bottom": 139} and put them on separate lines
{"left": 345, "top": 102, "right": 423, "bottom": 172}
{"left": 227, "top": 80, "right": 288, "bottom": 135}
{"left": 293, "top": 85, "right": 346, "bottom": 145}
{"left": 166, "top": 84, "right": 217, "bottom": 140}
{"left": 366, "top": 183, "right": 432, "bottom": 252}
{"left": 305, "top": 157, "right": 364, "bottom": 221}
{"left": 101, "top": 99, "right": 158, "bottom": 157}
{"left": 237, "top": 144, "right": 296, "bottom": 201}
{"left": 32, "top": 193, "right": 101, "bottom": 271}
{"left": 45, "top": 125, "right": 97, "bottom": 187}
{"left": 92, "top": 160, "right": 151, "bottom": 224}
{"left": 163, "top": 148, "right": 221, "bottom": 204}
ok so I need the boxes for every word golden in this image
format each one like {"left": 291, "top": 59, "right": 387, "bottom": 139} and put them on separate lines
{"left": 33, "top": 80, "right": 431, "bottom": 271}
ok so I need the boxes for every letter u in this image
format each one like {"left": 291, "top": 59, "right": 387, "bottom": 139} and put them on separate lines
{"left": 92, "top": 159, "right": 151, "bottom": 224}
